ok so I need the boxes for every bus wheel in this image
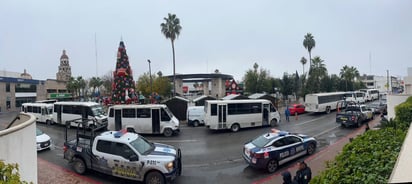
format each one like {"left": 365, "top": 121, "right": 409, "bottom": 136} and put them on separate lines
{"left": 46, "top": 120, "right": 51, "bottom": 125}
{"left": 163, "top": 128, "right": 173, "bottom": 137}
{"left": 270, "top": 119, "right": 278, "bottom": 127}
{"left": 145, "top": 171, "right": 165, "bottom": 184}
{"left": 230, "top": 123, "right": 240, "bottom": 132}
{"left": 72, "top": 158, "right": 86, "bottom": 175}
{"left": 193, "top": 120, "right": 200, "bottom": 127}
{"left": 326, "top": 107, "right": 331, "bottom": 114}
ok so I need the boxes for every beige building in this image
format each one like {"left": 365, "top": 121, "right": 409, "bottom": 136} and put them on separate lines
{"left": 56, "top": 50, "right": 72, "bottom": 82}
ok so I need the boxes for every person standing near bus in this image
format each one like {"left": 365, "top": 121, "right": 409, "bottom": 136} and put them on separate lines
{"left": 285, "top": 106, "right": 291, "bottom": 122}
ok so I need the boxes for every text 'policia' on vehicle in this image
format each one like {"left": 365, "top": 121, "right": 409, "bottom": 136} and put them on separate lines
{"left": 243, "top": 129, "right": 317, "bottom": 173}
{"left": 63, "top": 118, "right": 182, "bottom": 184}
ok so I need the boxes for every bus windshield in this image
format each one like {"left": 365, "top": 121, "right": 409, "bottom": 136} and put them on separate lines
{"left": 47, "top": 107, "right": 53, "bottom": 115}
{"left": 91, "top": 105, "right": 105, "bottom": 116}
{"left": 163, "top": 107, "right": 174, "bottom": 118}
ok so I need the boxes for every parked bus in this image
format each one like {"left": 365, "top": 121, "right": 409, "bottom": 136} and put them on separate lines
{"left": 21, "top": 103, "right": 54, "bottom": 124}
{"left": 360, "top": 89, "right": 379, "bottom": 102}
{"left": 204, "top": 99, "right": 280, "bottom": 132}
{"left": 344, "top": 91, "right": 366, "bottom": 104}
{"left": 305, "top": 92, "right": 346, "bottom": 113}
{"left": 107, "top": 104, "right": 180, "bottom": 137}
{"left": 53, "top": 101, "right": 108, "bottom": 128}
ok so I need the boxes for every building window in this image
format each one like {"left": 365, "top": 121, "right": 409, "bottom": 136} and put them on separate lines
{"left": 47, "top": 89, "right": 57, "bottom": 93}
{"left": 6, "top": 83, "right": 10, "bottom": 92}
{"left": 15, "top": 84, "right": 36, "bottom": 92}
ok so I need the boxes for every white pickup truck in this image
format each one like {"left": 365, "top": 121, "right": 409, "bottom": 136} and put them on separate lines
{"left": 64, "top": 126, "right": 182, "bottom": 184}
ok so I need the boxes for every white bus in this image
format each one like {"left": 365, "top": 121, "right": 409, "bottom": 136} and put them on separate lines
{"left": 53, "top": 101, "right": 108, "bottom": 128}
{"left": 305, "top": 92, "right": 346, "bottom": 113}
{"left": 204, "top": 99, "right": 280, "bottom": 132}
{"left": 21, "top": 103, "right": 54, "bottom": 124}
{"left": 343, "top": 91, "right": 366, "bottom": 104}
{"left": 107, "top": 104, "right": 180, "bottom": 137}
{"left": 360, "top": 89, "right": 379, "bottom": 102}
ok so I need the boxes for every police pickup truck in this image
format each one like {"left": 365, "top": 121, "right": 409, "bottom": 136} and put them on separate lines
{"left": 63, "top": 119, "right": 182, "bottom": 184}
{"left": 336, "top": 104, "right": 373, "bottom": 128}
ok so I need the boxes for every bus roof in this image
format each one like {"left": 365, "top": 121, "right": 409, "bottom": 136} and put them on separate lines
{"left": 108, "top": 104, "right": 168, "bottom": 109}
{"left": 22, "top": 103, "right": 53, "bottom": 107}
{"left": 53, "top": 101, "right": 101, "bottom": 106}
{"left": 305, "top": 92, "right": 346, "bottom": 97}
{"left": 205, "top": 99, "right": 271, "bottom": 104}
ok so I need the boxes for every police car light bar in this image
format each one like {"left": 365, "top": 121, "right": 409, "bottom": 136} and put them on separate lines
{"left": 271, "top": 129, "right": 280, "bottom": 133}
{"left": 114, "top": 129, "right": 128, "bottom": 138}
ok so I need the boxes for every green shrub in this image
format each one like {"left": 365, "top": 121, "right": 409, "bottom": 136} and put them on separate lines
{"left": 0, "top": 160, "right": 29, "bottom": 184}
{"left": 311, "top": 128, "right": 406, "bottom": 184}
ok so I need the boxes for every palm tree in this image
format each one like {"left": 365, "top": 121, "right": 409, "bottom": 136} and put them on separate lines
{"left": 300, "top": 57, "right": 307, "bottom": 74}
{"left": 161, "top": 13, "right": 182, "bottom": 97}
{"left": 340, "top": 65, "right": 360, "bottom": 91}
{"left": 89, "top": 77, "right": 103, "bottom": 97}
{"left": 303, "top": 33, "right": 316, "bottom": 72}
{"left": 77, "top": 76, "right": 86, "bottom": 99}
{"left": 310, "top": 56, "right": 327, "bottom": 92}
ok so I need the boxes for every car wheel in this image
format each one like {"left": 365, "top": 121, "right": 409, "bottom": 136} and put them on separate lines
{"left": 307, "top": 143, "right": 316, "bottom": 155}
{"left": 73, "top": 158, "right": 86, "bottom": 174}
{"left": 230, "top": 123, "right": 240, "bottom": 132}
{"left": 270, "top": 119, "right": 278, "bottom": 127}
{"left": 193, "top": 120, "right": 200, "bottom": 127}
{"left": 163, "top": 128, "right": 173, "bottom": 137}
{"left": 145, "top": 171, "right": 165, "bottom": 184}
{"left": 266, "top": 159, "right": 278, "bottom": 173}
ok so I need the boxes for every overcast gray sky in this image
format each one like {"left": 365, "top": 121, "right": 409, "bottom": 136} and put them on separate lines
{"left": 1, "top": 0, "right": 411, "bottom": 82}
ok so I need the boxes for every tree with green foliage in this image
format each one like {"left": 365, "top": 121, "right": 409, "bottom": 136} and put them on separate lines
{"left": 303, "top": 33, "right": 316, "bottom": 72}
{"left": 306, "top": 56, "right": 327, "bottom": 93}
{"left": 0, "top": 160, "right": 30, "bottom": 184}
{"left": 300, "top": 57, "right": 307, "bottom": 75}
{"left": 89, "top": 77, "right": 103, "bottom": 97}
{"left": 111, "top": 41, "right": 136, "bottom": 104}
{"left": 161, "top": 13, "right": 182, "bottom": 97}
{"left": 243, "top": 63, "right": 272, "bottom": 94}
{"left": 136, "top": 72, "right": 172, "bottom": 98}
{"left": 340, "top": 65, "right": 360, "bottom": 91}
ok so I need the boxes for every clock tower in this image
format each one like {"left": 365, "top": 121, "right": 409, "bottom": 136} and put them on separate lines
{"left": 56, "top": 50, "right": 72, "bottom": 81}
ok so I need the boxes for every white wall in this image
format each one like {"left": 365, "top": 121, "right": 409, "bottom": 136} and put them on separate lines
{"left": 387, "top": 94, "right": 412, "bottom": 120}
{"left": 0, "top": 113, "right": 37, "bottom": 184}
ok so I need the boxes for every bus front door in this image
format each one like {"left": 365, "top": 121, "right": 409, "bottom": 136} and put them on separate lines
{"left": 218, "top": 105, "right": 227, "bottom": 129}
{"left": 152, "top": 109, "right": 160, "bottom": 134}
{"left": 263, "top": 104, "right": 269, "bottom": 126}
{"left": 114, "top": 109, "right": 122, "bottom": 131}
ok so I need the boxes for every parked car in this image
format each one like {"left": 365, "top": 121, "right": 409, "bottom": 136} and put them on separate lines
{"left": 36, "top": 128, "right": 51, "bottom": 151}
{"left": 187, "top": 106, "right": 205, "bottom": 127}
{"left": 242, "top": 129, "right": 317, "bottom": 173}
{"left": 288, "top": 104, "right": 305, "bottom": 115}
{"left": 368, "top": 101, "right": 387, "bottom": 115}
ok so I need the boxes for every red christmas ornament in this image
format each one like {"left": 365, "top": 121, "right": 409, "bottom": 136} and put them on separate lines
{"left": 117, "top": 68, "right": 126, "bottom": 76}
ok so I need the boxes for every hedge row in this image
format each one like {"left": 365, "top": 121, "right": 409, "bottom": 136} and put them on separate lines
{"left": 311, "top": 96, "right": 412, "bottom": 184}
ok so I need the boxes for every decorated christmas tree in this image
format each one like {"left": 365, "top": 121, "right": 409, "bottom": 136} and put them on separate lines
{"left": 111, "top": 41, "right": 136, "bottom": 104}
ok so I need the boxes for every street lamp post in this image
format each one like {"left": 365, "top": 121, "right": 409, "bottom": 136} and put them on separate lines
{"left": 148, "top": 59, "right": 153, "bottom": 98}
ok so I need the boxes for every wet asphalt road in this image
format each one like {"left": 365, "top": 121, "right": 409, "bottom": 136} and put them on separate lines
{"left": 1, "top": 110, "right": 357, "bottom": 184}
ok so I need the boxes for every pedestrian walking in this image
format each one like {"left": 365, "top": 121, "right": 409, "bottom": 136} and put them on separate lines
{"left": 293, "top": 161, "right": 312, "bottom": 184}
{"left": 285, "top": 106, "right": 291, "bottom": 122}
{"left": 281, "top": 171, "right": 293, "bottom": 184}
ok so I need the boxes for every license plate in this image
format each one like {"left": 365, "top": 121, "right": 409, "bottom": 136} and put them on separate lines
{"left": 340, "top": 117, "right": 348, "bottom": 121}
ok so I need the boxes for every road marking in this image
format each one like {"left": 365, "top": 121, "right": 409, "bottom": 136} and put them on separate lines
{"left": 296, "top": 116, "right": 326, "bottom": 126}
{"left": 314, "top": 125, "right": 341, "bottom": 137}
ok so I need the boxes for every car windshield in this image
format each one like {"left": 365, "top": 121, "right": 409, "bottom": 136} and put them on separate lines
{"left": 164, "top": 107, "right": 174, "bottom": 118}
{"left": 129, "top": 135, "right": 154, "bottom": 155}
{"left": 36, "top": 128, "right": 43, "bottom": 136}
{"left": 91, "top": 105, "right": 105, "bottom": 116}
{"left": 251, "top": 135, "right": 272, "bottom": 148}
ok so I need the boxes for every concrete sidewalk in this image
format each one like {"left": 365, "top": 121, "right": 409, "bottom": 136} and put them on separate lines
{"left": 253, "top": 118, "right": 380, "bottom": 184}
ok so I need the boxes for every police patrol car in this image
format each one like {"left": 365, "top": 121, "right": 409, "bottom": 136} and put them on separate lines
{"left": 64, "top": 128, "right": 182, "bottom": 184}
{"left": 243, "top": 129, "right": 317, "bottom": 173}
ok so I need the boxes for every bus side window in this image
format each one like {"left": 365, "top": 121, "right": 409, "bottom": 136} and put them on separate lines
{"left": 41, "top": 108, "right": 45, "bottom": 115}
{"left": 109, "top": 108, "right": 114, "bottom": 117}
{"left": 161, "top": 108, "right": 171, "bottom": 121}
{"left": 211, "top": 104, "right": 217, "bottom": 116}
